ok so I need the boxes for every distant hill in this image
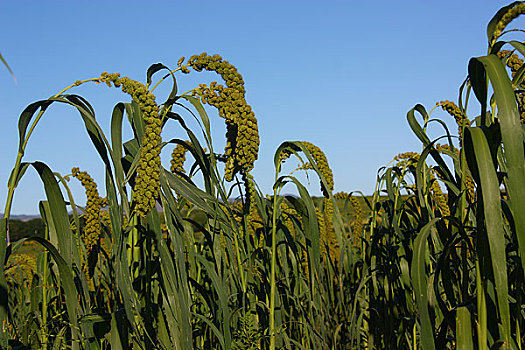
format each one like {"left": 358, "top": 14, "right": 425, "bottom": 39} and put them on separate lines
{"left": 2, "top": 214, "right": 41, "bottom": 222}
{"left": 3, "top": 217, "right": 45, "bottom": 241}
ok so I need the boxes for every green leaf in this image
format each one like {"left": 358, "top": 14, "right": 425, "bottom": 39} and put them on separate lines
{"left": 17, "top": 101, "right": 51, "bottom": 154}
{"left": 110, "top": 310, "right": 127, "bottom": 350}
{"left": 31, "top": 162, "right": 75, "bottom": 267}
{"left": 0, "top": 51, "right": 15, "bottom": 81}
{"left": 407, "top": 104, "right": 431, "bottom": 146}
{"left": 411, "top": 218, "right": 440, "bottom": 350}
{"left": 26, "top": 236, "right": 80, "bottom": 343}
{"left": 468, "top": 59, "right": 488, "bottom": 125}
{"left": 146, "top": 63, "right": 178, "bottom": 102}
{"left": 0, "top": 219, "right": 7, "bottom": 348}
{"left": 473, "top": 55, "right": 525, "bottom": 273}
{"left": 465, "top": 127, "right": 511, "bottom": 347}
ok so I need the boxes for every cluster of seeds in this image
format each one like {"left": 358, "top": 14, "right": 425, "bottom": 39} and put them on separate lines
{"left": 243, "top": 172, "right": 257, "bottom": 218}
{"left": 248, "top": 211, "right": 264, "bottom": 248}
{"left": 6, "top": 254, "right": 37, "bottom": 286}
{"left": 302, "top": 141, "right": 334, "bottom": 197}
{"left": 429, "top": 170, "right": 450, "bottom": 217}
{"left": 99, "top": 206, "right": 112, "bottom": 259}
{"left": 280, "top": 200, "right": 298, "bottom": 239}
{"left": 349, "top": 196, "right": 363, "bottom": 247}
{"left": 71, "top": 167, "right": 104, "bottom": 253}
{"left": 179, "top": 53, "right": 259, "bottom": 181}
{"left": 323, "top": 198, "right": 334, "bottom": 231}
{"left": 280, "top": 142, "right": 334, "bottom": 197}
{"left": 435, "top": 143, "right": 476, "bottom": 202}
{"left": 497, "top": 50, "right": 525, "bottom": 122}
{"left": 464, "top": 170, "right": 476, "bottom": 203}
{"left": 492, "top": 2, "right": 525, "bottom": 41}
{"left": 334, "top": 191, "right": 349, "bottom": 200}
{"left": 71, "top": 167, "right": 107, "bottom": 288}
{"left": 393, "top": 153, "right": 450, "bottom": 217}
{"left": 279, "top": 141, "right": 338, "bottom": 262}
{"left": 437, "top": 100, "right": 470, "bottom": 142}
{"left": 170, "top": 143, "right": 189, "bottom": 176}
{"left": 170, "top": 141, "right": 208, "bottom": 177}
{"left": 497, "top": 50, "right": 524, "bottom": 75}
{"left": 393, "top": 152, "right": 420, "bottom": 178}
{"left": 315, "top": 207, "right": 326, "bottom": 248}
{"left": 316, "top": 206, "right": 339, "bottom": 263}
{"left": 393, "top": 152, "right": 419, "bottom": 163}
{"left": 100, "top": 72, "right": 162, "bottom": 217}
{"left": 435, "top": 143, "right": 455, "bottom": 153}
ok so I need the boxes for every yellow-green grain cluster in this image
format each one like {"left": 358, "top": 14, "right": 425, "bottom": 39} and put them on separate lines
{"left": 243, "top": 172, "right": 256, "bottom": 218}
{"left": 435, "top": 143, "right": 455, "bottom": 153}
{"left": 298, "top": 142, "right": 337, "bottom": 260}
{"left": 181, "top": 53, "right": 259, "bottom": 181}
{"left": 438, "top": 100, "right": 470, "bottom": 141}
{"left": 323, "top": 197, "right": 334, "bottom": 231}
{"left": 334, "top": 191, "right": 349, "bottom": 200}
{"left": 99, "top": 206, "right": 112, "bottom": 259}
{"left": 465, "top": 170, "right": 476, "bottom": 202}
{"left": 497, "top": 50, "right": 523, "bottom": 75}
{"left": 393, "top": 152, "right": 419, "bottom": 163}
{"left": 71, "top": 167, "right": 106, "bottom": 289}
{"left": 6, "top": 254, "right": 36, "bottom": 285}
{"left": 279, "top": 141, "right": 338, "bottom": 261}
{"left": 349, "top": 196, "right": 363, "bottom": 247}
{"left": 249, "top": 210, "right": 264, "bottom": 248}
{"left": 435, "top": 143, "right": 476, "bottom": 202}
{"left": 72, "top": 167, "right": 104, "bottom": 252}
{"left": 170, "top": 143, "right": 188, "bottom": 176}
{"left": 280, "top": 200, "right": 298, "bottom": 238}
{"left": 100, "top": 72, "right": 162, "bottom": 217}
{"left": 429, "top": 172, "right": 450, "bottom": 217}
{"left": 302, "top": 141, "right": 334, "bottom": 197}
{"left": 315, "top": 207, "right": 326, "bottom": 245}
{"left": 497, "top": 50, "right": 525, "bottom": 122}
{"left": 493, "top": 2, "right": 525, "bottom": 40}
{"left": 316, "top": 205, "right": 339, "bottom": 262}
{"left": 393, "top": 153, "right": 450, "bottom": 216}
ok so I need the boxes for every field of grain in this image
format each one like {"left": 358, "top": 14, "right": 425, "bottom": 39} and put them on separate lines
{"left": 1, "top": 3, "right": 525, "bottom": 349}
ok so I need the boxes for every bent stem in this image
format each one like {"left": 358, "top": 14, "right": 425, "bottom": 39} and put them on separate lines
{"left": 149, "top": 66, "right": 188, "bottom": 93}
{"left": 269, "top": 169, "right": 282, "bottom": 350}
{"left": 0, "top": 76, "right": 103, "bottom": 347}
{"left": 3, "top": 77, "right": 102, "bottom": 221}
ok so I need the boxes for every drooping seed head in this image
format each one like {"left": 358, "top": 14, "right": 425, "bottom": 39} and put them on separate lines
{"left": 493, "top": 2, "right": 525, "bottom": 41}
{"left": 100, "top": 72, "right": 162, "bottom": 217}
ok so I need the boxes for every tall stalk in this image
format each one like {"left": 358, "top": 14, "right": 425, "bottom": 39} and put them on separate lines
{"left": 269, "top": 174, "right": 281, "bottom": 350}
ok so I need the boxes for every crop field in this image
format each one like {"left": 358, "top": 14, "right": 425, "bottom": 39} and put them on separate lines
{"left": 1, "top": 3, "right": 525, "bottom": 349}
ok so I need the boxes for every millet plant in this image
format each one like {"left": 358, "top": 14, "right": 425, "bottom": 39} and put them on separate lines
{"left": 1, "top": 2, "right": 525, "bottom": 349}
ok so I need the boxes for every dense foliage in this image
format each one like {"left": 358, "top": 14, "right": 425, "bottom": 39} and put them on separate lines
{"left": 2, "top": 3, "right": 525, "bottom": 349}
{"left": 7, "top": 219, "right": 44, "bottom": 241}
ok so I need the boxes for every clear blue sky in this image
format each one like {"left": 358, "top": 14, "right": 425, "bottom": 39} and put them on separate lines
{"left": 0, "top": 1, "right": 509, "bottom": 215}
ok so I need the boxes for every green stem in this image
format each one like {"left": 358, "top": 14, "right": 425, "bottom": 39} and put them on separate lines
{"left": 269, "top": 188, "right": 280, "bottom": 350}
{"left": 233, "top": 219, "right": 246, "bottom": 293}
{"left": 476, "top": 260, "right": 487, "bottom": 350}
{"left": 130, "top": 215, "right": 140, "bottom": 280}
{"left": 3, "top": 152, "right": 24, "bottom": 220}
{"left": 0, "top": 77, "right": 100, "bottom": 347}
{"left": 41, "top": 229, "right": 49, "bottom": 350}
{"left": 413, "top": 319, "right": 417, "bottom": 350}
{"left": 3, "top": 77, "right": 101, "bottom": 222}
{"left": 149, "top": 66, "right": 188, "bottom": 93}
